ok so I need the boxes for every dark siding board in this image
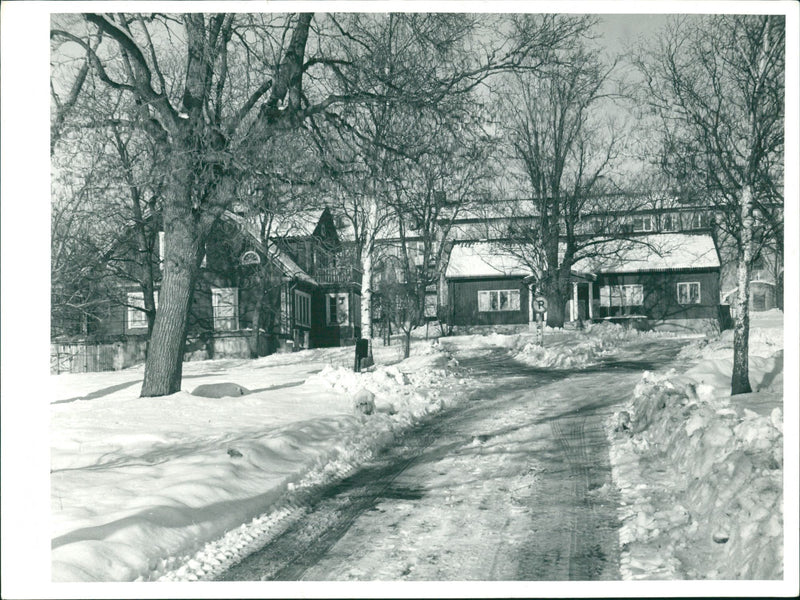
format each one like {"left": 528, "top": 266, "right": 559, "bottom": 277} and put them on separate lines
{"left": 594, "top": 269, "right": 720, "bottom": 320}
{"left": 449, "top": 277, "right": 529, "bottom": 326}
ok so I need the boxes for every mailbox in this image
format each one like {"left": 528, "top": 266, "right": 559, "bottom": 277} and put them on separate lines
{"left": 354, "top": 338, "right": 370, "bottom": 372}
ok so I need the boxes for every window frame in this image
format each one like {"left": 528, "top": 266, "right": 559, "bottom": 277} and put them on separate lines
{"left": 676, "top": 281, "right": 701, "bottom": 305}
{"left": 599, "top": 284, "right": 644, "bottom": 307}
{"left": 632, "top": 215, "right": 654, "bottom": 232}
{"left": 294, "top": 290, "right": 311, "bottom": 327}
{"left": 477, "top": 289, "right": 521, "bottom": 313}
{"left": 127, "top": 290, "right": 158, "bottom": 330}
{"left": 326, "top": 292, "right": 349, "bottom": 326}
{"left": 211, "top": 287, "right": 239, "bottom": 331}
{"left": 661, "top": 213, "right": 677, "bottom": 232}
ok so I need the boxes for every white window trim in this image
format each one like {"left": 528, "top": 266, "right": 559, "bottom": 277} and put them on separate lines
{"left": 294, "top": 290, "right": 311, "bottom": 327}
{"left": 478, "top": 289, "right": 521, "bottom": 312}
{"left": 677, "top": 281, "right": 701, "bottom": 305}
{"left": 127, "top": 291, "right": 158, "bottom": 330}
{"left": 661, "top": 214, "right": 677, "bottom": 232}
{"left": 633, "top": 215, "right": 654, "bottom": 232}
{"left": 600, "top": 284, "right": 644, "bottom": 307}
{"left": 326, "top": 292, "right": 349, "bottom": 326}
{"left": 212, "top": 287, "right": 239, "bottom": 331}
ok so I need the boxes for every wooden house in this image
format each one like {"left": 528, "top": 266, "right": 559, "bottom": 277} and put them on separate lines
{"left": 444, "top": 233, "right": 723, "bottom": 333}
{"left": 572, "top": 233, "right": 722, "bottom": 332}
{"left": 54, "top": 208, "right": 361, "bottom": 372}
{"left": 444, "top": 241, "right": 535, "bottom": 327}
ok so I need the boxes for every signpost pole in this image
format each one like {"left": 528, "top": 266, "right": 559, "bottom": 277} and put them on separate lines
{"left": 533, "top": 295, "right": 547, "bottom": 347}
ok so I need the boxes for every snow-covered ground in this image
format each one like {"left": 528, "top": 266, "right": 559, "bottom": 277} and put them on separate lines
{"left": 50, "top": 339, "right": 464, "bottom": 582}
{"left": 33, "top": 314, "right": 796, "bottom": 592}
{"left": 606, "top": 309, "right": 787, "bottom": 579}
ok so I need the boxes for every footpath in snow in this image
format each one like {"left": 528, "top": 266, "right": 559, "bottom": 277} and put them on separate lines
{"left": 606, "top": 309, "right": 786, "bottom": 580}
{"left": 48, "top": 315, "right": 789, "bottom": 584}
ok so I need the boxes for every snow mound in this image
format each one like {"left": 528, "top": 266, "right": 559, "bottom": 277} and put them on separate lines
{"left": 513, "top": 337, "right": 608, "bottom": 368}
{"left": 607, "top": 314, "right": 784, "bottom": 580}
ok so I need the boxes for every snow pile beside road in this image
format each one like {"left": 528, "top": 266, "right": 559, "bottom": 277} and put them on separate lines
{"left": 513, "top": 337, "right": 608, "bottom": 368}
{"left": 308, "top": 348, "right": 455, "bottom": 419}
{"left": 50, "top": 346, "right": 461, "bottom": 582}
{"left": 608, "top": 310, "right": 784, "bottom": 580}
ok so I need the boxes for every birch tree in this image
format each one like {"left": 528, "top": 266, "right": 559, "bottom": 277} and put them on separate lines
{"left": 637, "top": 15, "right": 785, "bottom": 394}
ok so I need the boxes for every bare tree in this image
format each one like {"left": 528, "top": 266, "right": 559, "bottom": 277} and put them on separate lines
{"left": 51, "top": 11, "right": 605, "bottom": 395}
{"left": 499, "top": 35, "right": 624, "bottom": 327}
{"left": 637, "top": 15, "right": 785, "bottom": 394}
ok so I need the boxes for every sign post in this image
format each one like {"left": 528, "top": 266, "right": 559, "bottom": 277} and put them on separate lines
{"left": 533, "top": 296, "right": 547, "bottom": 346}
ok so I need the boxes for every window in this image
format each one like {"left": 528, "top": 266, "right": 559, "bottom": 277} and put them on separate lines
{"left": 632, "top": 215, "right": 654, "bottom": 232}
{"left": 411, "top": 241, "right": 424, "bottom": 266}
{"left": 677, "top": 282, "right": 701, "bottom": 305}
{"left": 424, "top": 293, "right": 438, "bottom": 318}
{"left": 240, "top": 250, "right": 261, "bottom": 265}
{"left": 661, "top": 214, "right": 677, "bottom": 232}
{"left": 326, "top": 293, "right": 349, "bottom": 326}
{"left": 294, "top": 290, "right": 311, "bottom": 327}
{"left": 127, "top": 291, "right": 158, "bottom": 330}
{"left": 212, "top": 287, "right": 238, "bottom": 330}
{"left": 599, "top": 285, "right": 644, "bottom": 307}
{"left": 690, "top": 212, "right": 709, "bottom": 230}
{"left": 478, "top": 289, "right": 521, "bottom": 312}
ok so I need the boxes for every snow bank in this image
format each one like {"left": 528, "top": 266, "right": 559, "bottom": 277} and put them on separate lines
{"left": 513, "top": 322, "right": 676, "bottom": 369}
{"left": 514, "top": 337, "right": 608, "bottom": 368}
{"left": 50, "top": 344, "right": 460, "bottom": 582}
{"left": 608, "top": 310, "right": 784, "bottom": 579}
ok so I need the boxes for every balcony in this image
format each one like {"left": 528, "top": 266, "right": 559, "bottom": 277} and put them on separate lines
{"left": 316, "top": 266, "right": 363, "bottom": 286}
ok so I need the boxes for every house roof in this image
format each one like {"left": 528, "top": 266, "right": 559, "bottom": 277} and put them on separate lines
{"left": 221, "top": 211, "right": 318, "bottom": 286}
{"left": 270, "top": 208, "right": 327, "bottom": 238}
{"left": 266, "top": 244, "right": 318, "bottom": 286}
{"left": 572, "top": 233, "right": 720, "bottom": 273}
{"left": 445, "top": 241, "right": 535, "bottom": 279}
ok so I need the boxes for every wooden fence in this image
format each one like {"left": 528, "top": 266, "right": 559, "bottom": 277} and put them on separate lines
{"left": 50, "top": 339, "right": 148, "bottom": 374}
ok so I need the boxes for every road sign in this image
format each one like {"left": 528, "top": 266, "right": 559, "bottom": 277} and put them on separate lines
{"left": 533, "top": 296, "right": 548, "bottom": 313}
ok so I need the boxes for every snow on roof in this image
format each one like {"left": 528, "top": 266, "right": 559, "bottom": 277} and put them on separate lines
{"left": 573, "top": 233, "right": 720, "bottom": 273}
{"left": 270, "top": 208, "right": 326, "bottom": 238}
{"left": 445, "top": 241, "right": 534, "bottom": 279}
{"left": 266, "top": 244, "right": 318, "bottom": 286}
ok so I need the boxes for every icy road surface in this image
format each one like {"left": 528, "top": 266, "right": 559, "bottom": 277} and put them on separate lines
{"left": 219, "top": 338, "right": 686, "bottom": 581}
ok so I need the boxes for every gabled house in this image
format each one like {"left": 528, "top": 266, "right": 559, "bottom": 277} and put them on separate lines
{"left": 572, "top": 233, "right": 723, "bottom": 331}
{"left": 443, "top": 233, "right": 723, "bottom": 333}
{"left": 52, "top": 207, "right": 362, "bottom": 372}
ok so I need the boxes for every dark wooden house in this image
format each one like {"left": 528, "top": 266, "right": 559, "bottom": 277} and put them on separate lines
{"left": 54, "top": 208, "right": 361, "bottom": 371}
{"left": 444, "top": 234, "right": 723, "bottom": 333}
{"left": 444, "top": 241, "right": 534, "bottom": 327}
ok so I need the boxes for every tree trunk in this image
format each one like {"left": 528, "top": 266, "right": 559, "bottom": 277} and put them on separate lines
{"left": 140, "top": 203, "right": 204, "bottom": 397}
{"left": 360, "top": 198, "right": 378, "bottom": 341}
{"left": 361, "top": 247, "right": 373, "bottom": 340}
{"left": 249, "top": 282, "right": 265, "bottom": 359}
{"left": 545, "top": 288, "right": 567, "bottom": 328}
{"left": 731, "top": 186, "right": 754, "bottom": 395}
{"left": 403, "top": 329, "right": 411, "bottom": 359}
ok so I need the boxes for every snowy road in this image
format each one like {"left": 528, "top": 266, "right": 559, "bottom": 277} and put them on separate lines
{"left": 218, "top": 338, "right": 686, "bottom": 581}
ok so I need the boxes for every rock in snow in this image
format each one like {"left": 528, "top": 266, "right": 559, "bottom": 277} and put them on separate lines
{"left": 191, "top": 382, "right": 250, "bottom": 398}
